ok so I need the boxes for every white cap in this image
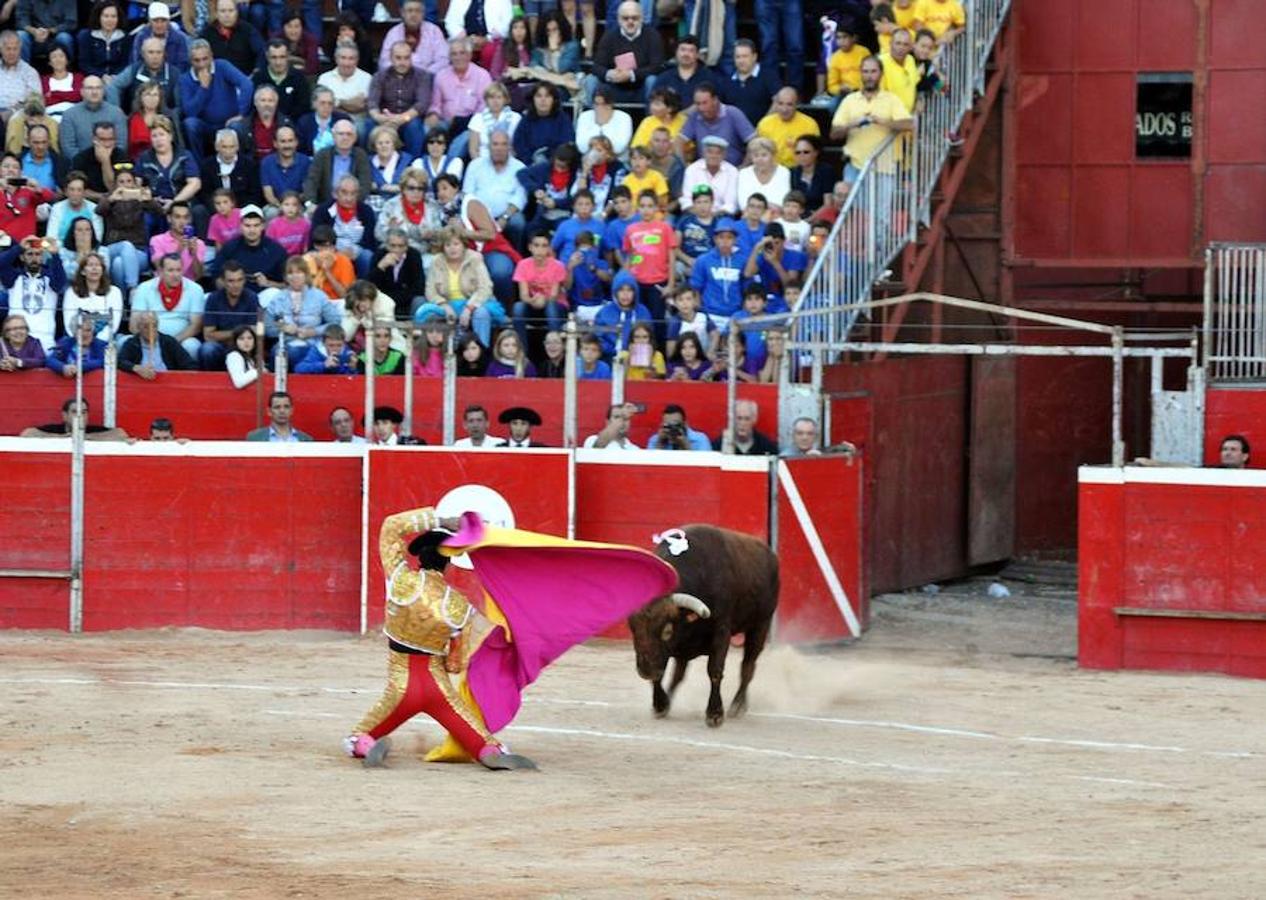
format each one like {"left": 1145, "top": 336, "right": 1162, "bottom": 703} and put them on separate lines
{"left": 147, "top": 1, "right": 171, "bottom": 19}
{"left": 240, "top": 204, "right": 264, "bottom": 220}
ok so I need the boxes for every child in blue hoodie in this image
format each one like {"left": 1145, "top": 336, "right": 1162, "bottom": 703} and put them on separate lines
{"left": 592, "top": 270, "right": 651, "bottom": 357}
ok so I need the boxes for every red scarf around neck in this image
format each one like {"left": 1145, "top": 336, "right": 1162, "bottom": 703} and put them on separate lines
{"left": 336, "top": 203, "right": 357, "bottom": 223}
{"left": 401, "top": 196, "right": 426, "bottom": 224}
{"left": 158, "top": 279, "right": 183, "bottom": 311}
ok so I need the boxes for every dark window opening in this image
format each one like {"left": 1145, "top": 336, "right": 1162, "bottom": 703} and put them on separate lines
{"left": 1136, "top": 73, "right": 1193, "bottom": 159}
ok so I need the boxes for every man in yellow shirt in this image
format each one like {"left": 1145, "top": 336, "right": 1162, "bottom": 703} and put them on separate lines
{"left": 878, "top": 28, "right": 919, "bottom": 113}
{"left": 893, "top": 0, "right": 921, "bottom": 30}
{"left": 917, "top": 0, "right": 965, "bottom": 42}
{"left": 757, "top": 88, "right": 821, "bottom": 167}
{"left": 829, "top": 56, "right": 913, "bottom": 180}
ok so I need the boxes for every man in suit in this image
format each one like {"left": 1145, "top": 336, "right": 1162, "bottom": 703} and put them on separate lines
{"left": 303, "top": 117, "right": 373, "bottom": 206}
{"left": 246, "top": 390, "right": 314, "bottom": 441}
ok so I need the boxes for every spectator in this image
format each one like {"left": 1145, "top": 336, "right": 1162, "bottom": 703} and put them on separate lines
{"left": 647, "top": 403, "right": 710, "bottom": 450}
{"left": 263, "top": 189, "right": 309, "bottom": 254}
{"left": 623, "top": 188, "right": 677, "bottom": 334}
{"left": 131, "top": 252, "right": 205, "bottom": 356}
{"left": 583, "top": 1, "right": 663, "bottom": 107}
{"left": 61, "top": 249, "right": 121, "bottom": 340}
{"left": 58, "top": 215, "right": 104, "bottom": 282}
{"left": 576, "top": 332, "right": 611, "bottom": 380}
{"left": 1219, "top": 434, "right": 1251, "bottom": 469}
{"left": 489, "top": 14, "right": 531, "bottom": 80}
{"left": 125, "top": 80, "right": 168, "bottom": 158}
{"left": 757, "top": 87, "right": 820, "bottom": 168}
{"left": 223, "top": 323, "right": 258, "bottom": 387}
{"left": 756, "top": 326, "right": 787, "bottom": 382}
{"left": 467, "top": 81, "right": 520, "bottom": 161}
{"left": 698, "top": 325, "right": 747, "bottom": 382}
{"left": 512, "top": 229, "right": 566, "bottom": 355}
{"left": 15, "top": 0, "right": 75, "bottom": 68}
{"left": 245, "top": 390, "right": 313, "bottom": 441}
{"left": 310, "top": 174, "right": 377, "bottom": 277}
{"left": 536, "top": 329, "right": 565, "bottom": 378}
{"left": 378, "top": 0, "right": 447, "bottom": 75}
{"left": 733, "top": 192, "right": 768, "bottom": 259}
{"left": 819, "top": 25, "right": 868, "bottom": 107}
{"left": 433, "top": 171, "right": 518, "bottom": 305}
{"left": 210, "top": 203, "right": 286, "bottom": 288}
{"left": 462, "top": 128, "right": 525, "bottom": 249}
{"left": 145, "top": 416, "right": 182, "bottom": 441}
{"left": 59, "top": 75, "right": 126, "bottom": 161}
{"left": 199, "top": 258, "right": 259, "bottom": 368}
{"left": 452, "top": 402, "right": 506, "bottom": 447}
{"left": 128, "top": 2, "right": 189, "bottom": 71}
{"left": 0, "top": 234, "right": 64, "bottom": 349}
{"left": 303, "top": 117, "right": 372, "bottom": 206}
{"left": 263, "top": 255, "right": 338, "bottom": 366}
{"left": 600, "top": 183, "right": 636, "bottom": 267}
{"left": 754, "top": 0, "right": 804, "bottom": 89}
{"left": 410, "top": 126, "right": 463, "bottom": 201}
{"left": 574, "top": 133, "right": 624, "bottom": 212}
{"left": 412, "top": 317, "right": 446, "bottom": 376}
{"left": 575, "top": 85, "right": 632, "bottom": 161}
{"left": 810, "top": 178, "right": 851, "bottom": 227}
{"left": 259, "top": 124, "right": 310, "bottom": 211}
{"left": 370, "top": 405, "right": 424, "bottom": 445}
{"left": 743, "top": 221, "right": 804, "bottom": 307}
{"left": 231, "top": 83, "right": 291, "bottom": 160}
{"left": 367, "top": 225, "right": 423, "bottom": 317}
{"left": 647, "top": 125, "right": 686, "bottom": 206}
{"left": 0, "top": 31, "right": 40, "bottom": 122}
{"left": 714, "top": 397, "right": 778, "bottom": 454}
{"left": 780, "top": 415, "right": 822, "bottom": 457}
{"left": 730, "top": 282, "right": 770, "bottom": 371}
{"left": 328, "top": 405, "right": 366, "bottom": 443}
{"left": 679, "top": 82, "right": 753, "bottom": 168}
{"left": 522, "top": 9, "right": 580, "bottom": 92}
{"left": 367, "top": 125, "right": 411, "bottom": 212}
{"left": 720, "top": 40, "right": 780, "bottom": 131}
{"left": 786, "top": 134, "right": 834, "bottom": 214}
{"left": 879, "top": 28, "right": 918, "bottom": 113}
{"left": 424, "top": 37, "right": 490, "bottom": 157}
{"left": 920, "top": 0, "right": 965, "bottom": 43}
{"left": 317, "top": 40, "right": 371, "bottom": 126}
{"left": 119, "top": 308, "right": 196, "bottom": 376}
{"left": 323, "top": 12, "right": 374, "bottom": 82}
{"left": 689, "top": 216, "right": 743, "bottom": 323}
{"left": 340, "top": 277, "right": 397, "bottom": 354}
{"left": 107, "top": 36, "right": 178, "bottom": 121}
{"left": 77, "top": 0, "right": 131, "bottom": 79}
{"left": 912, "top": 28, "right": 947, "bottom": 99}
{"left": 551, "top": 185, "right": 603, "bottom": 262}
{"left": 0, "top": 156, "right": 46, "bottom": 247}
{"left": 68, "top": 122, "right": 126, "bottom": 203}
{"left": 665, "top": 284, "right": 717, "bottom": 358}
{"left": 420, "top": 226, "right": 499, "bottom": 345}
{"left": 518, "top": 141, "right": 579, "bottom": 233}
{"left": 582, "top": 401, "right": 639, "bottom": 448}
{"left": 512, "top": 81, "right": 572, "bottom": 166}
{"left": 666, "top": 329, "right": 709, "bottom": 381}
{"left": 199, "top": 128, "right": 263, "bottom": 212}
{"left": 454, "top": 332, "right": 487, "bottom": 376}
{"left": 274, "top": 10, "right": 319, "bottom": 76}
{"left": 630, "top": 86, "right": 685, "bottom": 149}
{"left": 0, "top": 312, "right": 44, "bottom": 369}
{"left": 359, "top": 324, "right": 406, "bottom": 375}
{"left": 45, "top": 314, "right": 107, "bottom": 377}
{"left": 252, "top": 38, "right": 310, "bottom": 123}
{"left": 18, "top": 120, "right": 64, "bottom": 192}
{"left": 679, "top": 134, "right": 738, "bottom": 215}
{"left": 777, "top": 190, "right": 810, "bottom": 250}
{"left": 295, "top": 85, "right": 349, "bottom": 156}
{"left": 40, "top": 45, "right": 80, "bottom": 117}
{"left": 622, "top": 321, "right": 665, "bottom": 379}
{"left": 21, "top": 396, "right": 127, "bottom": 439}
{"left": 303, "top": 224, "right": 355, "bottom": 300}
{"left": 829, "top": 55, "right": 913, "bottom": 186}
{"left": 563, "top": 227, "right": 609, "bottom": 323}
{"left": 97, "top": 166, "right": 158, "bottom": 292}
{"left": 295, "top": 322, "right": 358, "bottom": 374}
{"left": 179, "top": 40, "right": 253, "bottom": 166}
{"left": 375, "top": 160, "right": 436, "bottom": 260}
{"left": 593, "top": 269, "right": 650, "bottom": 356}
{"left": 484, "top": 328, "right": 534, "bottom": 377}
{"left": 622, "top": 145, "right": 669, "bottom": 208}
{"left": 659, "top": 36, "right": 718, "bottom": 104}
{"left": 199, "top": 0, "right": 263, "bottom": 76}
{"left": 368, "top": 41, "right": 432, "bottom": 159}
{"left": 5, "top": 95, "right": 54, "bottom": 157}
{"left": 675, "top": 184, "right": 717, "bottom": 277}
{"left": 206, "top": 187, "right": 241, "bottom": 250}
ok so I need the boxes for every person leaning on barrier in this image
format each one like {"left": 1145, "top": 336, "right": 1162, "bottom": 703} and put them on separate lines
{"left": 647, "top": 403, "right": 711, "bottom": 451}
{"left": 20, "top": 397, "right": 128, "bottom": 440}
{"left": 582, "top": 402, "right": 640, "bottom": 450}
{"left": 0, "top": 312, "right": 46, "bottom": 370}
{"left": 246, "top": 390, "right": 313, "bottom": 442}
{"left": 780, "top": 416, "right": 856, "bottom": 458}
{"left": 713, "top": 398, "right": 779, "bottom": 455}
{"left": 119, "top": 310, "right": 197, "bottom": 378}
{"left": 328, "top": 406, "right": 366, "bottom": 444}
{"left": 1132, "top": 434, "right": 1251, "bottom": 470}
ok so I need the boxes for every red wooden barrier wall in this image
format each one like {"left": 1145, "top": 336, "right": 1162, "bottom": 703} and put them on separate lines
{"left": 1203, "top": 389, "right": 1265, "bottom": 468}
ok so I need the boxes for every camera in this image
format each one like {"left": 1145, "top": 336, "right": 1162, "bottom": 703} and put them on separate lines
{"left": 7, "top": 177, "right": 24, "bottom": 186}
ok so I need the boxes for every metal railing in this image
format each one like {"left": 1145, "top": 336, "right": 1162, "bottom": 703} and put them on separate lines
{"left": 790, "top": 0, "right": 1012, "bottom": 349}
{"left": 1203, "top": 243, "right": 1266, "bottom": 382}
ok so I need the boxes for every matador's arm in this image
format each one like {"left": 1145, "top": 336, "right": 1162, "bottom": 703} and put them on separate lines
{"left": 380, "top": 507, "right": 463, "bottom": 603}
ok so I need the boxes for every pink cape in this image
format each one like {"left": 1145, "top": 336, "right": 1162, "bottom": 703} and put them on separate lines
{"left": 443, "top": 512, "right": 678, "bottom": 733}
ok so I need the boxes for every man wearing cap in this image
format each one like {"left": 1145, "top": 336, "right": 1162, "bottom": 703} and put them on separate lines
{"left": 207, "top": 204, "right": 286, "bottom": 288}
{"left": 499, "top": 407, "right": 545, "bottom": 448}
{"left": 678, "top": 82, "right": 753, "bottom": 168}
{"left": 129, "top": 2, "right": 191, "bottom": 71}
{"left": 59, "top": 75, "right": 128, "bottom": 161}
{"left": 679, "top": 134, "right": 738, "bottom": 215}
{"left": 689, "top": 216, "right": 744, "bottom": 322}
{"left": 371, "top": 405, "right": 425, "bottom": 445}
{"left": 453, "top": 403, "right": 506, "bottom": 448}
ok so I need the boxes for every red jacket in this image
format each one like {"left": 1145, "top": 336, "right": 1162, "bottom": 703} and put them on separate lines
{"left": 0, "top": 186, "right": 54, "bottom": 241}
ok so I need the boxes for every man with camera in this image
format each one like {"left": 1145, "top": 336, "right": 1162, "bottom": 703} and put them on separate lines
{"left": 647, "top": 403, "right": 712, "bottom": 451}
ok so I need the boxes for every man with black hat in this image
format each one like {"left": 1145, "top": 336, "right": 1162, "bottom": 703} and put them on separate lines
{"left": 371, "top": 405, "right": 425, "bottom": 445}
{"left": 499, "top": 406, "right": 546, "bottom": 448}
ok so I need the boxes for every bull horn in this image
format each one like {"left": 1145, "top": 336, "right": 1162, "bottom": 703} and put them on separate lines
{"left": 670, "top": 593, "right": 710, "bottom": 619}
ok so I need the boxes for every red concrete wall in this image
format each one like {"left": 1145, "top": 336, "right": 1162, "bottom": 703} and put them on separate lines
{"left": 0, "top": 452, "right": 71, "bottom": 628}
{"left": 1079, "top": 470, "right": 1266, "bottom": 678}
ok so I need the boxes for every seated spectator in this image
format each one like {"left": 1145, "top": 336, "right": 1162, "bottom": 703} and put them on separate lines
{"left": 374, "top": 166, "right": 434, "bottom": 257}
{"left": 564, "top": 228, "right": 610, "bottom": 323}
{"left": 512, "top": 230, "right": 567, "bottom": 356}
{"left": 756, "top": 327, "right": 787, "bottom": 382}
{"left": 295, "top": 322, "right": 358, "bottom": 374}
{"left": 199, "top": 0, "right": 264, "bottom": 77}
{"left": 0, "top": 235, "right": 65, "bottom": 350}
{"left": 58, "top": 216, "right": 106, "bottom": 282}
{"left": 107, "top": 35, "right": 179, "bottom": 120}
{"left": 310, "top": 177, "right": 377, "bottom": 278}
{"left": 340, "top": 278, "right": 397, "bottom": 355}
{"left": 622, "top": 321, "right": 665, "bottom": 380}
{"left": 409, "top": 126, "right": 463, "bottom": 201}
{"left": 742, "top": 221, "right": 805, "bottom": 307}
{"left": 622, "top": 188, "right": 678, "bottom": 335}
{"left": 0, "top": 32, "right": 41, "bottom": 124}
{"left": 245, "top": 390, "right": 313, "bottom": 441}
{"left": 582, "top": 1, "right": 663, "bottom": 107}
{"left": 820, "top": 25, "right": 867, "bottom": 106}
{"left": 61, "top": 250, "right": 122, "bottom": 340}
{"left": 719, "top": 40, "right": 779, "bottom": 132}
{"left": 40, "top": 46, "right": 81, "bottom": 117}
{"left": 666, "top": 330, "right": 710, "bottom": 381}
{"left": 487, "top": 14, "right": 532, "bottom": 81}
{"left": 646, "top": 126, "right": 686, "bottom": 206}
{"left": 583, "top": 403, "right": 642, "bottom": 448}
{"left": 593, "top": 269, "right": 650, "bottom": 356}
{"left": 420, "top": 227, "right": 500, "bottom": 346}
{"left": 517, "top": 9, "right": 580, "bottom": 93}
{"left": 129, "top": 2, "right": 189, "bottom": 72}
{"left": 371, "top": 405, "right": 424, "bottom": 444}
{"left": 518, "top": 141, "right": 579, "bottom": 233}
{"left": 647, "top": 403, "right": 711, "bottom": 450}
{"left": 328, "top": 405, "right": 366, "bottom": 443}
{"left": 757, "top": 88, "right": 820, "bottom": 168}
{"left": 467, "top": 82, "right": 520, "bottom": 161}
{"left": 367, "top": 125, "right": 412, "bottom": 213}
{"left": 484, "top": 328, "right": 535, "bottom": 377}
{"left": 135, "top": 116, "right": 201, "bottom": 212}
{"left": 689, "top": 216, "right": 743, "bottom": 324}
{"left": 77, "top": 0, "right": 131, "bottom": 80}
{"left": 199, "top": 128, "right": 263, "bottom": 210}
{"left": 462, "top": 129, "right": 526, "bottom": 251}
{"left": 259, "top": 125, "right": 311, "bottom": 213}
{"left": 0, "top": 154, "right": 49, "bottom": 238}
{"left": 452, "top": 402, "right": 506, "bottom": 447}
{"left": 69, "top": 122, "right": 128, "bottom": 203}
{"left": 454, "top": 333, "right": 488, "bottom": 376}
{"left": 97, "top": 167, "right": 159, "bottom": 293}
{"left": 574, "top": 134, "right": 625, "bottom": 213}
{"left": 16, "top": 0, "right": 75, "bottom": 69}
{"left": 734, "top": 193, "right": 768, "bottom": 260}
{"left": 360, "top": 324, "right": 406, "bottom": 375}
{"left": 441, "top": 0, "right": 512, "bottom": 78}
{"left": 252, "top": 37, "right": 311, "bottom": 123}
{"left": 713, "top": 398, "right": 778, "bottom": 454}
{"left": 263, "top": 255, "right": 339, "bottom": 366}
{"left": 199, "top": 259, "right": 259, "bottom": 369}
{"left": 21, "top": 396, "right": 127, "bottom": 439}
{"left": 738, "top": 136, "right": 791, "bottom": 213}
{"left": 665, "top": 284, "right": 718, "bottom": 357}
{"left": 224, "top": 324, "right": 259, "bottom": 388}
{"left": 6, "top": 96, "right": 56, "bottom": 158}
{"left": 424, "top": 37, "right": 490, "bottom": 159}
{"left": 778, "top": 190, "right": 811, "bottom": 251}
{"left": 512, "top": 81, "right": 573, "bottom": 167}
{"left": 131, "top": 252, "right": 206, "bottom": 357}
{"left": 368, "top": 41, "right": 432, "bottom": 159}
{"left": 433, "top": 172, "right": 520, "bottom": 305}
{"left": 215, "top": 203, "right": 288, "bottom": 290}
{"left": 810, "top": 179, "right": 850, "bottom": 227}
{"left": 231, "top": 84, "right": 292, "bottom": 160}
{"left": 119, "top": 309, "right": 196, "bottom": 377}
{"left": 575, "top": 86, "right": 631, "bottom": 160}
{"left": 631, "top": 86, "right": 686, "bottom": 150}
{"left": 623, "top": 146, "right": 669, "bottom": 208}
{"left": 675, "top": 184, "right": 717, "bottom": 278}
{"left": 46, "top": 315, "right": 108, "bottom": 378}
{"left": 656, "top": 37, "right": 719, "bottom": 110}
{"left": 731, "top": 282, "right": 771, "bottom": 372}
{"left": 295, "top": 85, "right": 350, "bottom": 157}
{"left": 781, "top": 416, "right": 822, "bottom": 457}
{"left": 551, "top": 186, "right": 603, "bottom": 261}
{"left": 577, "top": 332, "right": 612, "bottom": 380}
{"left": 206, "top": 188, "right": 242, "bottom": 251}
{"left": 304, "top": 225, "right": 356, "bottom": 301}
{"left": 179, "top": 39, "right": 253, "bottom": 166}
{"left": 318, "top": 39, "right": 374, "bottom": 126}
{"left": 377, "top": 0, "right": 448, "bottom": 75}
{"left": 369, "top": 227, "right": 424, "bottom": 319}
{"left": 274, "top": 10, "right": 319, "bottom": 76}
{"left": 412, "top": 317, "right": 446, "bottom": 377}
{"left": 701, "top": 331, "right": 754, "bottom": 382}
{"left": 19, "top": 121, "right": 64, "bottom": 193}
{"left": 680, "top": 83, "right": 754, "bottom": 169}
{"left": 126, "top": 81, "right": 170, "bottom": 159}
{"left": 679, "top": 135, "right": 738, "bottom": 215}
{"left": 263, "top": 191, "right": 310, "bottom": 256}
{"left": 303, "top": 117, "right": 372, "bottom": 207}
{"left": 536, "top": 329, "right": 565, "bottom": 378}
{"left": 0, "top": 312, "right": 46, "bottom": 370}
{"left": 45, "top": 169, "right": 98, "bottom": 245}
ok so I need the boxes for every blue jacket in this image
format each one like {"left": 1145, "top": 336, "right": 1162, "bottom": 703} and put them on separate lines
{"left": 295, "top": 342, "right": 358, "bottom": 374}
{"left": 263, "top": 287, "right": 340, "bottom": 338}
{"left": 592, "top": 271, "right": 651, "bottom": 356}
{"left": 690, "top": 248, "right": 744, "bottom": 317}
{"left": 518, "top": 158, "right": 578, "bottom": 219}
{"left": 77, "top": 30, "right": 133, "bottom": 77}
{"left": 129, "top": 25, "right": 190, "bottom": 71}
{"left": 512, "top": 110, "right": 575, "bottom": 163}
{"left": 294, "top": 110, "right": 351, "bottom": 156}
{"left": 45, "top": 336, "right": 108, "bottom": 375}
{"left": 179, "top": 60, "right": 254, "bottom": 129}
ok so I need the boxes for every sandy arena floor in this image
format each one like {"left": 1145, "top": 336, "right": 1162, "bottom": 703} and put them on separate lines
{"left": 2, "top": 586, "right": 1264, "bottom": 899}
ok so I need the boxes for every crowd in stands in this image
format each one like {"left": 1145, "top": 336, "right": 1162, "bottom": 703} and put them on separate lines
{"left": 0, "top": 0, "right": 964, "bottom": 389}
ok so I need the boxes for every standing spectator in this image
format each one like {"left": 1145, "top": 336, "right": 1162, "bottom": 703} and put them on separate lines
{"left": 199, "top": 0, "right": 263, "bottom": 77}
{"left": 45, "top": 315, "right": 107, "bottom": 377}
{"left": 59, "top": 75, "right": 126, "bottom": 161}
{"left": 245, "top": 390, "right": 313, "bottom": 441}
{"left": 148, "top": 200, "right": 205, "bottom": 282}
{"left": 130, "top": 252, "right": 206, "bottom": 357}
{"left": 511, "top": 229, "right": 566, "bottom": 354}
{"left": 76, "top": 0, "right": 130, "bottom": 80}
{"left": 310, "top": 174, "right": 377, "bottom": 277}
{"left": 0, "top": 236, "right": 63, "bottom": 352}
{"left": 316, "top": 40, "right": 372, "bottom": 126}
{"left": 679, "top": 135, "right": 738, "bottom": 214}
{"left": 654, "top": 36, "right": 717, "bottom": 109}
{"left": 40, "top": 45, "right": 80, "bottom": 116}
{"left": 303, "top": 117, "right": 372, "bottom": 206}
{"left": 377, "top": 0, "right": 447, "bottom": 75}
{"left": 917, "top": 0, "right": 964, "bottom": 43}
{"left": 583, "top": 1, "right": 663, "bottom": 107}
{"left": 461, "top": 129, "right": 525, "bottom": 251}
{"left": 259, "top": 125, "right": 310, "bottom": 211}
{"left": 198, "top": 258, "right": 258, "bottom": 368}
{"left": 96, "top": 166, "right": 159, "bottom": 292}
{"left": 0, "top": 31, "right": 40, "bottom": 122}
{"left": 61, "top": 250, "right": 121, "bottom": 339}
{"left": 575, "top": 85, "right": 632, "bottom": 161}
{"left": 119, "top": 309, "right": 196, "bottom": 376}
{"left": 19, "top": 121, "right": 63, "bottom": 192}
{"left": 295, "top": 85, "right": 349, "bottom": 156}
{"left": 720, "top": 40, "right": 780, "bottom": 130}
{"left": 758, "top": 87, "right": 820, "bottom": 167}
{"left": 754, "top": 0, "right": 804, "bottom": 91}
{"left": 683, "top": 0, "right": 736, "bottom": 73}
{"left": 511, "top": 81, "right": 572, "bottom": 166}
{"left": 223, "top": 324, "right": 258, "bottom": 386}
{"left": 419, "top": 226, "right": 499, "bottom": 345}
{"left": 107, "top": 36, "right": 178, "bottom": 119}
{"left": 689, "top": 216, "right": 743, "bottom": 322}
{"left": 251, "top": 39, "right": 310, "bottom": 123}
{"left": 368, "top": 41, "right": 432, "bottom": 159}
{"left": 678, "top": 82, "right": 753, "bottom": 167}
{"left": 878, "top": 28, "right": 918, "bottom": 113}
{"left": 564, "top": 228, "right": 609, "bottom": 322}
{"left": 622, "top": 188, "right": 677, "bottom": 335}
{"left": 210, "top": 204, "right": 286, "bottom": 289}
{"left": 424, "top": 37, "right": 491, "bottom": 159}
{"left": 370, "top": 226, "right": 424, "bottom": 317}
{"left": 179, "top": 39, "right": 253, "bottom": 166}
{"left": 466, "top": 81, "right": 519, "bottom": 161}
{"left": 829, "top": 55, "right": 913, "bottom": 186}
{"left": 0, "top": 312, "right": 46, "bottom": 369}
{"left": 128, "top": 2, "right": 189, "bottom": 71}
{"left": 263, "top": 254, "right": 339, "bottom": 366}
{"left": 198, "top": 128, "right": 262, "bottom": 208}
{"left": 15, "top": 0, "right": 75, "bottom": 68}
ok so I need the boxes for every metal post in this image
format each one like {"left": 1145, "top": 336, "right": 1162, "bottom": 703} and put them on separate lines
{"left": 722, "top": 326, "right": 737, "bottom": 454}
{"left": 610, "top": 320, "right": 627, "bottom": 406}
{"left": 441, "top": 328, "right": 456, "bottom": 445}
{"left": 69, "top": 334, "right": 85, "bottom": 633}
{"left": 103, "top": 325, "right": 117, "bottom": 429}
{"left": 1201, "top": 245, "right": 1214, "bottom": 371}
{"left": 274, "top": 339, "right": 288, "bottom": 393}
{"left": 1111, "top": 327, "right": 1125, "bottom": 467}
{"left": 402, "top": 320, "right": 415, "bottom": 437}
{"left": 562, "top": 314, "right": 578, "bottom": 448}
{"left": 254, "top": 315, "right": 265, "bottom": 431}
{"left": 363, "top": 323, "right": 377, "bottom": 442}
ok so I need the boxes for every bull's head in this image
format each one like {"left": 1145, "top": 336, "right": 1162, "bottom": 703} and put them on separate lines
{"left": 627, "top": 593, "right": 711, "bottom": 681}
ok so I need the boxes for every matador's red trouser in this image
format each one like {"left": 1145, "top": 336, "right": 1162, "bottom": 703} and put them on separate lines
{"left": 353, "top": 648, "right": 499, "bottom": 758}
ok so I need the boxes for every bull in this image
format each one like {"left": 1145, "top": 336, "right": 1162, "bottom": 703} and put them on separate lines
{"left": 628, "top": 525, "right": 779, "bottom": 727}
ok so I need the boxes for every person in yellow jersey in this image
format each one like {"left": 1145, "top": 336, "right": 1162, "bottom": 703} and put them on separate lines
{"left": 830, "top": 55, "right": 914, "bottom": 183}
{"left": 757, "top": 87, "right": 821, "bottom": 167}
{"left": 878, "top": 28, "right": 919, "bottom": 113}
{"left": 917, "top": 0, "right": 965, "bottom": 43}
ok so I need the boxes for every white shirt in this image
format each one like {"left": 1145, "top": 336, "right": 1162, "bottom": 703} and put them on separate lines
{"left": 737, "top": 164, "right": 791, "bottom": 211}
{"left": 317, "top": 68, "right": 374, "bottom": 112}
{"left": 62, "top": 285, "right": 123, "bottom": 341}
{"left": 453, "top": 435, "right": 507, "bottom": 448}
{"left": 582, "top": 434, "right": 641, "bottom": 450}
{"left": 576, "top": 109, "right": 634, "bottom": 161}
